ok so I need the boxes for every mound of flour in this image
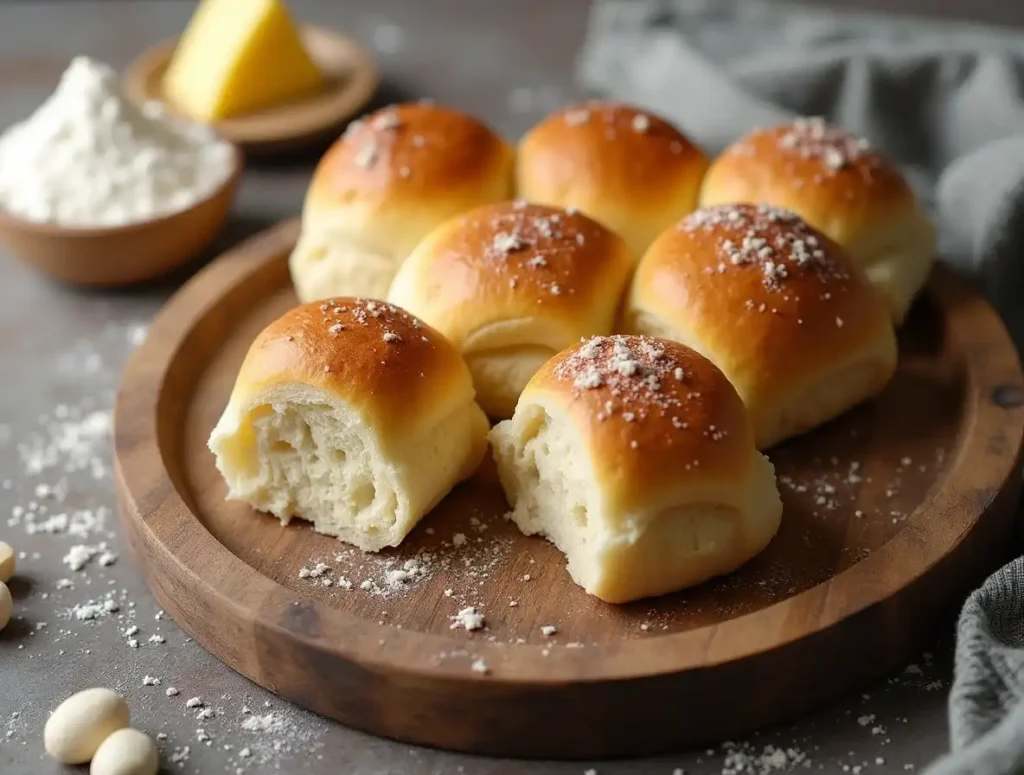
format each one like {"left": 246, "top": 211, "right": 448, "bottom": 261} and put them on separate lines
{"left": 0, "top": 56, "right": 234, "bottom": 226}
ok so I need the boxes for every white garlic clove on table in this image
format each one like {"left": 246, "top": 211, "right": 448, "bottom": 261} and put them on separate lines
{"left": 44, "top": 688, "right": 130, "bottom": 764}
{"left": 0, "top": 580, "right": 11, "bottom": 631}
{"left": 0, "top": 541, "right": 15, "bottom": 582}
{"left": 90, "top": 728, "right": 159, "bottom": 775}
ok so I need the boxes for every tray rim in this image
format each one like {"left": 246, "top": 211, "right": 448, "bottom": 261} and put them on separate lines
{"left": 114, "top": 218, "right": 1024, "bottom": 753}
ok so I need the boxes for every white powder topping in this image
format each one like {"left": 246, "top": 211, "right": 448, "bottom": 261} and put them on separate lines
{"left": 0, "top": 57, "right": 234, "bottom": 226}
{"left": 373, "top": 110, "right": 402, "bottom": 131}
{"left": 771, "top": 116, "right": 875, "bottom": 177}
{"left": 450, "top": 607, "right": 485, "bottom": 631}
{"left": 564, "top": 109, "right": 590, "bottom": 126}
{"left": 681, "top": 203, "right": 848, "bottom": 292}
{"left": 353, "top": 140, "right": 378, "bottom": 169}
{"left": 574, "top": 368, "right": 604, "bottom": 390}
{"left": 554, "top": 335, "right": 693, "bottom": 432}
{"left": 492, "top": 231, "right": 525, "bottom": 254}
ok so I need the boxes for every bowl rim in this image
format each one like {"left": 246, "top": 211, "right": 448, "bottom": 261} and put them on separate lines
{"left": 0, "top": 141, "right": 244, "bottom": 238}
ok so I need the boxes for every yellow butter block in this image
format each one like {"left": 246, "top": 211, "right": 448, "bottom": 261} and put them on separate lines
{"left": 164, "top": 0, "right": 324, "bottom": 121}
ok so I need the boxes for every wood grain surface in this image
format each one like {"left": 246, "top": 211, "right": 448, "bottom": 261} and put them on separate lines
{"left": 113, "top": 219, "right": 1024, "bottom": 759}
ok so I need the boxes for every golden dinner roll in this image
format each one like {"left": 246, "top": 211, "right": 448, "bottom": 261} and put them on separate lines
{"left": 489, "top": 335, "right": 782, "bottom": 603}
{"left": 623, "top": 204, "right": 897, "bottom": 449}
{"left": 699, "top": 118, "right": 935, "bottom": 322}
{"left": 516, "top": 101, "right": 708, "bottom": 258}
{"left": 208, "top": 298, "right": 489, "bottom": 551}
{"left": 387, "top": 201, "right": 634, "bottom": 419}
{"left": 290, "top": 102, "right": 514, "bottom": 302}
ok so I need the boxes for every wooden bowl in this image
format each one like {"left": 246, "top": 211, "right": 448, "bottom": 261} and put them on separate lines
{"left": 115, "top": 220, "right": 1024, "bottom": 758}
{"left": 0, "top": 147, "right": 242, "bottom": 287}
{"left": 124, "top": 27, "right": 379, "bottom": 156}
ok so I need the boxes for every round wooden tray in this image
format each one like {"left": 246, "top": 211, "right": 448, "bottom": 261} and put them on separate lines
{"left": 114, "top": 219, "right": 1024, "bottom": 759}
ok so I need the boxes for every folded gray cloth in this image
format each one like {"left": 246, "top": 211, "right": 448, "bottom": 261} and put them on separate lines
{"left": 577, "top": 2, "right": 1024, "bottom": 773}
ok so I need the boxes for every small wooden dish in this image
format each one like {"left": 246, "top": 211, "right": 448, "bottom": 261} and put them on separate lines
{"left": 124, "top": 27, "right": 379, "bottom": 155}
{"left": 0, "top": 147, "right": 242, "bottom": 288}
{"left": 115, "top": 220, "right": 1024, "bottom": 758}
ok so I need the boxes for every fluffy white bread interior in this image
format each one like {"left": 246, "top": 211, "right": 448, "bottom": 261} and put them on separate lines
{"left": 516, "top": 101, "right": 709, "bottom": 260}
{"left": 289, "top": 102, "right": 514, "bottom": 303}
{"left": 698, "top": 117, "right": 935, "bottom": 323}
{"left": 623, "top": 204, "right": 898, "bottom": 450}
{"left": 208, "top": 298, "right": 489, "bottom": 551}
{"left": 387, "top": 201, "right": 634, "bottom": 419}
{"left": 489, "top": 335, "right": 782, "bottom": 604}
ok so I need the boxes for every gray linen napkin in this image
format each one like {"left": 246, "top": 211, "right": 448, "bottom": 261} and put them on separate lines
{"left": 577, "top": 2, "right": 1024, "bottom": 773}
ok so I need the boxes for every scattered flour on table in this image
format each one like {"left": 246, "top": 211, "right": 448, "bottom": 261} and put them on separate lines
{"left": 17, "top": 406, "right": 112, "bottom": 480}
{"left": 450, "top": 606, "right": 485, "bottom": 631}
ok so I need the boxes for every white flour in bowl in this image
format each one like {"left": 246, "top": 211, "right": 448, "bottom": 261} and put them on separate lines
{"left": 0, "top": 56, "right": 235, "bottom": 227}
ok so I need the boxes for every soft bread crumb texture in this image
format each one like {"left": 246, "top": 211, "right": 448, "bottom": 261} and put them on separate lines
{"left": 625, "top": 203, "right": 897, "bottom": 449}
{"left": 388, "top": 201, "right": 634, "bottom": 419}
{"left": 489, "top": 335, "right": 782, "bottom": 603}
{"left": 699, "top": 117, "right": 934, "bottom": 322}
{"left": 290, "top": 102, "right": 514, "bottom": 302}
{"left": 516, "top": 100, "right": 708, "bottom": 259}
{"left": 209, "top": 298, "right": 489, "bottom": 551}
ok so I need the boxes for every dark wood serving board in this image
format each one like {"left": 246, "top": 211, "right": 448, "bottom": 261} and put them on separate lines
{"left": 114, "top": 219, "right": 1024, "bottom": 759}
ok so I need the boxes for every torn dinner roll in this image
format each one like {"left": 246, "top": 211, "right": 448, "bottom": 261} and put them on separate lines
{"left": 290, "top": 102, "right": 514, "bottom": 302}
{"left": 516, "top": 101, "right": 708, "bottom": 258}
{"left": 623, "top": 203, "right": 897, "bottom": 449}
{"left": 387, "top": 201, "right": 634, "bottom": 419}
{"left": 489, "top": 335, "right": 782, "bottom": 604}
{"left": 209, "top": 298, "right": 489, "bottom": 551}
{"left": 698, "top": 118, "right": 935, "bottom": 322}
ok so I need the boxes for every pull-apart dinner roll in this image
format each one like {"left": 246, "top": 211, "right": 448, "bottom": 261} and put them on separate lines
{"left": 516, "top": 101, "right": 708, "bottom": 258}
{"left": 624, "top": 204, "right": 897, "bottom": 450}
{"left": 489, "top": 335, "right": 782, "bottom": 604}
{"left": 699, "top": 118, "right": 935, "bottom": 322}
{"left": 290, "top": 102, "right": 514, "bottom": 302}
{"left": 209, "top": 298, "right": 489, "bottom": 551}
{"left": 387, "top": 201, "right": 634, "bottom": 419}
